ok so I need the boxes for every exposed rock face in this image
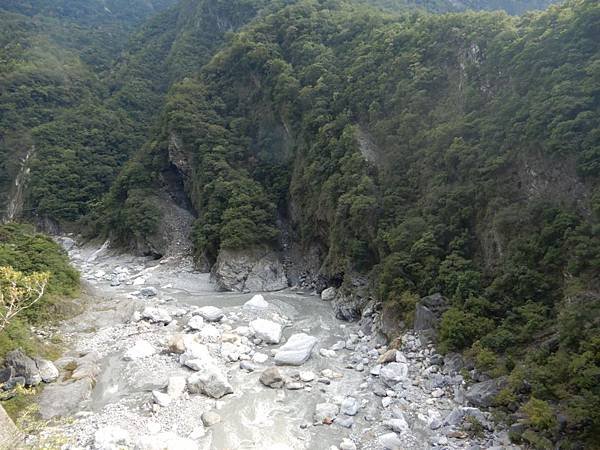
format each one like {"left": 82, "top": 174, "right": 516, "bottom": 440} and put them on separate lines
{"left": 413, "top": 293, "right": 448, "bottom": 336}
{"left": 466, "top": 376, "right": 508, "bottom": 408}
{"left": 38, "top": 377, "right": 94, "bottom": 419}
{"left": 211, "top": 248, "right": 288, "bottom": 292}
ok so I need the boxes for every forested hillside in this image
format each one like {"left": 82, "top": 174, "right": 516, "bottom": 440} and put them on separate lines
{"left": 105, "top": 0, "right": 599, "bottom": 446}
{"left": 0, "top": 0, "right": 597, "bottom": 447}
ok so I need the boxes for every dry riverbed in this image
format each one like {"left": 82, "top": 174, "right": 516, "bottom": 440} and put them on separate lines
{"left": 24, "top": 239, "right": 518, "bottom": 450}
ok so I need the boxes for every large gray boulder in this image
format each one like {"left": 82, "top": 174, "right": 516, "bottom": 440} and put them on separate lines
{"left": 38, "top": 377, "right": 94, "bottom": 419}
{"left": 211, "top": 248, "right": 287, "bottom": 292}
{"left": 4, "top": 349, "right": 41, "bottom": 386}
{"left": 413, "top": 293, "right": 448, "bottom": 334}
{"left": 34, "top": 358, "right": 59, "bottom": 383}
{"left": 380, "top": 362, "right": 409, "bottom": 387}
{"left": 465, "top": 377, "right": 508, "bottom": 408}
{"left": 274, "top": 333, "right": 318, "bottom": 365}
{"left": 187, "top": 364, "right": 233, "bottom": 399}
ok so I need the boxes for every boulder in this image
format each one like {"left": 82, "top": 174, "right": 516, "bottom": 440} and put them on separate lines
{"left": 168, "top": 334, "right": 186, "bottom": 354}
{"left": 378, "top": 432, "right": 402, "bottom": 449}
{"left": 167, "top": 376, "right": 186, "bottom": 399}
{"left": 38, "top": 377, "right": 94, "bottom": 419}
{"left": 250, "top": 319, "right": 282, "bottom": 344}
{"left": 187, "top": 316, "right": 204, "bottom": 331}
{"left": 339, "top": 438, "right": 357, "bottom": 450}
{"left": 314, "top": 403, "right": 339, "bottom": 423}
{"left": 259, "top": 367, "right": 284, "bottom": 389}
{"left": 384, "top": 416, "right": 409, "bottom": 433}
{"left": 380, "top": 362, "right": 409, "bottom": 387}
{"left": 274, "top": 333, "right": 317, "bottom": 365}
{"left": 211, "top": 248, "right": 287, "bottom": 292}
{"left": 340, "top": 397, "right": 359, "bottom": 416}
{"left": 320, "top": 287, "right": 337, "bottom": 301}
{"left": 35, "top": 358, "right": 59, "bottom": 383}
{"left": 152, "top": 390, "right": 172, "bottom": 407}
{"left": 378, "top": 349, "right": 397, "bottom": 364}
{"left": 201, "top": 411, "right": 221, "bottom": 427}
{"left": 4, "top": 349, "right": 41, "bottom": 386}
{"left": 140, "top": 287, "right": 158, "bottom": 297}
{"left": 123, "top": 340, "right": 156, "bottom": 361}
{"left": 465, "top": 377, "right": 508, "bottom": 408}
{"left": 141, "top": 307, "right": 172, "bottom": 324}
{"left": 443, "top": 353, "right": 464, "bottom": 375}
{"left": 413, "top": 293, "right": 448, "bottom": 333}
{"left": 244, "top": 294, "right": 269, "bottom": 309}
{"left": 199, "top": 324, "right": 221, "bottom": 342}
{"left": 187, "top": 365, "right": 232, "bottom": 399}
{"left": 196, "top": 306, "right": 224, "bottom": 322}
{"left": 252, "top": 352, "right": 269, "bottom": 364}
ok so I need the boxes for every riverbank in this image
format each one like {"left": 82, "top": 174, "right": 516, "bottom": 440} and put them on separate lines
{"left": 24, "top": 239, "right": 516, "bottom": 449}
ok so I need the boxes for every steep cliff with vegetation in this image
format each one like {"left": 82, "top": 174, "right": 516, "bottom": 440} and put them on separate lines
{"left": 105, "top": 0, "right": 599, "bottom": 446}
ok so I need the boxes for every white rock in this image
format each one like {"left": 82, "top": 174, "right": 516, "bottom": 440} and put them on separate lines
{"left": 274, "top": 333, "right": 317, "bottom": 365}
{"left": 380, "top": 362, "right": 409, "bottom": 386}
{"left": 314, "top": 403, "right": 339, "bottom": 422}
{"left": 187, "top": 315, "right": 204, "bottom": 330}
{"left": 320, "top": 287, "right": 337, "bottom": 301}
{"left": 378, "top": 432, "right": 402, "bottom": 449}
{"left": 123, "top": 340, "right": 156, "bottom": 361}
{"left": 299, "top": 371, "right": 315, "bottom": 382}
{"left": 384, "top": 416, "right": 409, "bottom": 433}
{"left": 234, "top": 326, "right": 252, "bottom": 337}
{"left": 382, "top": 397, "right": 393, "bottom": 408}
{"left": 36, "top": 359, "right": 59, "bottom": 383}
{"left": 252, "top": 352, "right": 269, "bottom": 364}
{"left": 199, "top": 324, "right": 221, "bottom": 343}
{"left": 339, "top": 438, "right": 357, "bottom": 450}
{"left": 167, "top": 376, "right": 186, "bottom": 399}
{"left": 340, "top": 397, "right": 359, "bottom": 416}
{"left": 94, "top": 426, "right": 130, "bottom": 450}
{"left": 187, "top": 364, "right": 233, "bottom": 399}
{"left": 141, "top": 307, "right": 172, "bottom": 323}
{"left": 179, "top": 340, "right": 212, "bottom": 367}
{"left": 197, "top": 306, "right": 224, "bottom": 322}
{"left": 152, "top": 390, "right": 171, "bottom": 407}
{"left": 244, "top": 294, "right": 269, "bottom": 309}
{"left": 250, "top": 319, "right": 282, "bottom": 344}
{"left": 319, "top": 348, "right": 336, "bottom": 358}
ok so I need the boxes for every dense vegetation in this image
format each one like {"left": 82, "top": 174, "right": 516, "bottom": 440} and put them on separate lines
{"left": 0, "top": 0, "right": 596, "bottom": 447}
{"left": 0, "top": 224, "right": 79, "bottom": 360}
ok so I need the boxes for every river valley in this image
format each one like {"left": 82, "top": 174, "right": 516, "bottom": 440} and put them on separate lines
{"left": 25, "top": 239, "right": 518, "bottom": 450}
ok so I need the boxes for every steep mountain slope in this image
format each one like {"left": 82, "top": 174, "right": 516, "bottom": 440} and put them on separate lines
{"left": 364, "top": 0, "right": 559, "bottom": 14}
{"left": 106, "top": 0, "right": 599, "bottom": 446}
{"left": 0, "top": 0, "right": 273, "bottom": 227}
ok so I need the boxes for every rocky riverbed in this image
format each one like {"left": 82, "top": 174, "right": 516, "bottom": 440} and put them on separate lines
{"left": 24, "top": 239, "right": 519, "bottom": 450}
